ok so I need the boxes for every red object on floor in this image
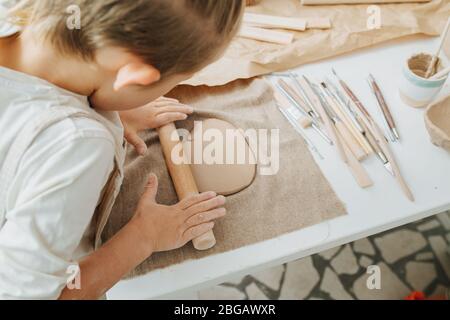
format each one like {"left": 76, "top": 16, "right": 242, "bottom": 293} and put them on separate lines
{"left": 406, "top": 291, "right": 426, "bottom": 300}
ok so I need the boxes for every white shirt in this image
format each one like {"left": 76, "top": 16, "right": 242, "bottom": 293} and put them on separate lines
{"left": 0, "top": 9, "right": 121, "bottom": 299}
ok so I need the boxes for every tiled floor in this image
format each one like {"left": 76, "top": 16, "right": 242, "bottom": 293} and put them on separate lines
{"left": 198, "top": 211, "right": 450, "bottom": 300}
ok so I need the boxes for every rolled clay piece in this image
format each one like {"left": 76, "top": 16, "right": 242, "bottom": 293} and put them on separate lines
{"left": 184, "top": 119, "right": 257, "bottom": 196}
{"left": 301, "top": 0, "right": 430, "bottom": 4}
{"left": 425, "top": 95, "right": 450, "bottom": 152}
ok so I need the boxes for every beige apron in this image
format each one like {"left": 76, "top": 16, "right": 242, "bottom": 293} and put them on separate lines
{"left": 0, "top": 106, "right": 125, "bottom": 250}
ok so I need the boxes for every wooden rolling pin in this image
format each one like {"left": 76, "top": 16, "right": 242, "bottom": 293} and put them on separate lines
{"left": 158, "top": 123, "right": 216, "bottom": 251}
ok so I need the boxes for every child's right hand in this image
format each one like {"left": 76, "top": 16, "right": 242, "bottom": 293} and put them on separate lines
{"left": 132, "top": 174, "right": 226, "bottom": 254}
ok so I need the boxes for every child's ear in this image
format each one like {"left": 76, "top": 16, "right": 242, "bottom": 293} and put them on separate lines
{"left": 113, "top": 63, "right": 161, "bottom": 91}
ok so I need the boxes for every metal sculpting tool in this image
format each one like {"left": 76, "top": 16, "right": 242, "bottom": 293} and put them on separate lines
{"left": 331, "top": 68, "right": 392, "bottom": 174}
{"left": 276, "top": 81, "right": 333, "bottom": 145}
{"left": 289, "top": 72, "right": 320, "bottom": 120}
{"left": 367, "top": 74, "right": 400, "bottom": 142}
{"left": 307, "top": 80, "right": 372, "bottom": 188}
{"left": 276, "top": 104, "right": 324, "bottom": 160}
{"left": 332, "top": 69, "right": 414, "bottom": 201}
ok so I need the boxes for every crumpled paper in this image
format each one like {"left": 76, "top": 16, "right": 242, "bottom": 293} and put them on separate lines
{"left": 184, "top": 0, "right": 450, "bottom": 86}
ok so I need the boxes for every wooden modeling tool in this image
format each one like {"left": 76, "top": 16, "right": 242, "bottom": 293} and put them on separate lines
{"left": 289, "top": 73, "right": 320, "bottom": 119}
{"left": 336, "top": 128, "right": 373, "bottom": 188}
{"left": 366, "top": 115, "right": 415, "bottom": 202}
{"left": 275, "top": 92, "right": 324, "bottom": 159}
{"left": 308, "top": 81, "right": 372, "bottom": 188}
{"left": 430, "top": 65, "right": 450, "bottom": 79}
{"left": 425, "top": 17, "right": 450, "bottom": 79}
{"left": 332, "top": 69, "right": 392, "bottom": 174}
{"left": 305, "top": 18, "right": 332, "bottom": 30}
{"left": 243, "top": 13, "right": 331, "bottom": 31}
{"left": 368, "top": 74, "right": 400, "bottom": 141}
{"left": 158, "top": 123, "right": 216, "bottom": 250}
{"left": 305, "top": 81, "right": 348, "bottom": 163}
{"left": 238, "top": 25, "right": 294, "bottom": 44}
{"left": 323, "top": 79, "right": 373, "bottom": 155}
{"left": 332, "top": 71, "right": 414, "bottom": 201}
{"left": 277, "top": 79, "right": 333, "bottom": 145}
{"left": 243, "top": 13, "right": 307, "bottom": 31}
{"left": 320, "top": 83, "right": 367, "bottom": 161}
{"left": 321, "top": 82, "right": 369, "bottom": 160}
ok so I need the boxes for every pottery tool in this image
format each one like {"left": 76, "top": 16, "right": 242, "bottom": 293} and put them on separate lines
{"left": 277, "top": 79, "right": 333, "bottom": 145}
{"left": 332, "top": 69, "right": 393, "bottom": 175}
{"left": 158, "top": 123, "right": 216, "bottom": 250}
{"left": 309, "top": 83, "right": 372, "bottom": 188}
{"left": 430, "top": 65, "right": 450, "bottom": 79}
{"left": 243, "top": 13, "right": 331, "bottom": 31}
{"left": 327, "top": 74, "right": 388, "bottom": 165}
{"left": 332, "top": 71, "right": 414, "bottom": 201}
{"left": 324, "top": 78, "right": 364, "bottom": 134}
{"left": 243, "top": 13, "right": 307, "bottom": 32}
{"left": 319, "top": 83, "right": 367, "bottom": 161}
{"left": 288, "top": 74, "right": 320, "bottom": 120}
{"left": 276, "top": 103, "right": 324, "bottom": 160}
{"left": 367, "top": 74, "right": 400, "bottom": 141}
{"left": 289, "top": 73, "right": 321, "bottom": 120}
{"left": 322, "top": 82, "right": 370, "bottom": 158}
{"left": 335, "top": 129, "right": 373, "bottom": 189}
{"left": 425, "top": 17, "right": 450, "bottom": 79}
{"left": 238, "top": 25, "right": 294, "bottom": 45}
{"left": 304, "top": 79, "right": 347, "bottom": 163}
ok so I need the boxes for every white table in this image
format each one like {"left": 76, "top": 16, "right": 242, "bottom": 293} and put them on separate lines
{"left": 107, "top": 35, "right": 450, "bottom": 300}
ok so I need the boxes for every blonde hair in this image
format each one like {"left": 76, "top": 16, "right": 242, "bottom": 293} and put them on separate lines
{"left": 10, "top": 0, "right": 244, "bottom": 77}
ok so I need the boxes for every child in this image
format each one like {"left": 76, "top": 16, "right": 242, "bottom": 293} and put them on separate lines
{"left": 0, "top": 0, "right": 244, "bottom": 300}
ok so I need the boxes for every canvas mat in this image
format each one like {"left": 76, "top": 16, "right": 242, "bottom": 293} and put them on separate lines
{"left": 102, "top": 79, "right": 346, "bottom": 277}
{"left": 185, "top": 0, "right": 450, "bottom": 86}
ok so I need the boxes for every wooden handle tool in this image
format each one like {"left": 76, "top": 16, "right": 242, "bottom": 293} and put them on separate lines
{"left": 365, "top": 119, "right": 414, "bottom": 202}
{"left": 321, "top": 91, "right": 367, "bottom": 161}
{"left": 425, "top": 17, "right": 450, "bottom": 79}
{"left": 336, "top": 128, "right": 373, "bottom": 188}
{"left": 158, "top": 123, "right": 217, "bottom": 250}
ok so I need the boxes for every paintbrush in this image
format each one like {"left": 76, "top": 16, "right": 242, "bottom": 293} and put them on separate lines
{"left": 424, "top": 17, "right": 450, "bottom": 79}
{"left": 368, "top": 74, "right": 400, "bottom": 142}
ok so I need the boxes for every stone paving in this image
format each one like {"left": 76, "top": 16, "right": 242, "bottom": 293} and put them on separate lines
{"left": 199, "top": 211, "right": 450, "bottom": 300}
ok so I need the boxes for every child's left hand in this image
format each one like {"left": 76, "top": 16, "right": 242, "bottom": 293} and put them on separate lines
{"left": 119, "top": 97, "right": 194, "bottom": 155}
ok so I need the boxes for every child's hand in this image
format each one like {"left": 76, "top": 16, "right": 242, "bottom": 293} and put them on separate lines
{"left": 133, "top": 174, "right": 226, "bottom": 253}
{"left": 119, "top": 97, "right": 194, "bottom": 155}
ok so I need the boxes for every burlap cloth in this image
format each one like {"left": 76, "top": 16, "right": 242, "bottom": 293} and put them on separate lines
{"left": 103, "top": 79, "right": 346, "bottom": 278}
